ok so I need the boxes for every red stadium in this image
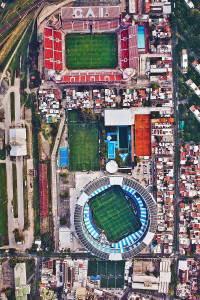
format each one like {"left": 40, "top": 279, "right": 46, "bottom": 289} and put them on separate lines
{"left": 42, "top": 5, "right": 144, "bottom": 84}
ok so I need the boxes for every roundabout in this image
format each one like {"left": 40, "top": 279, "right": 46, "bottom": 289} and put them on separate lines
{"left": 74, "top": 176, "right": 157, "bottom": 260}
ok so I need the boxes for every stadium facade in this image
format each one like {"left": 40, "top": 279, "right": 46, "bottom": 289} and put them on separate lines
{"left": 74, "top": 176, "right": 157, "bottom": 260}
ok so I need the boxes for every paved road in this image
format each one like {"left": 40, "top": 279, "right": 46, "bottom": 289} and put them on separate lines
{"left": 171, "top": 2, "right": 180, "bottom": 299}
{"left": 121, "top": 289, "right": 169, "bottom": 300}
{"left": 0, "top": 0, "right": 41, "bottom": 36}
{"left": 16, "top": 156, "right": 24, "bottom": 229}
{"left": 51, "top": 112, "right": 66, "bottom": 252}
{"left": 172, "top": 0, "right": 179, "bottom": 256}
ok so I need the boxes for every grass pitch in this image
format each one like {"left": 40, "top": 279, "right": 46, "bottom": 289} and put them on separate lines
{"left": 65, "top": 33, "right": 118, "bottom": 69}
{"left": 89, "top": 185, "right": 141, "bottom": 242}
{"left": 68, "top": 123, "right": 99, "bottom": 171}
{"left": 88, "top": 260, "right": 125, "bottom": 288}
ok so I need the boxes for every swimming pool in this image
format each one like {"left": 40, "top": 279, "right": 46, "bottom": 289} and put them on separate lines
{"left": 138, "top": 25, "right": 145, "bottom": 52}
{"left": 108, "top": 142, "right": 115, "bottom": 159}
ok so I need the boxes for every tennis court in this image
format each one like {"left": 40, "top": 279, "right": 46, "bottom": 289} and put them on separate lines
{"left": 88, "top": 260, "right": 125, "bottom": 288}
{"left": 59, "top": 147, "right": 69, "bottom": 167}
{"left": 65, "top": 33, "right": 118, "bottom": 69}
{"left": 89, "top": 185, "right": 141, "bottom": 242}
{"left": 68, "top": 123, "right": 99, "bottom": 171}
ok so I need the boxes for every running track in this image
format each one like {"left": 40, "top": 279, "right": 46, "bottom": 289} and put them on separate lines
{"left": 0, "top": 0, "right": 41, "bottom": 36}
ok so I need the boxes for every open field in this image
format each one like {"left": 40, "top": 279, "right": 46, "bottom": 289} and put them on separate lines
{"left": 89, "top": 186, "right": 141, "bottom": 242}
{"left": 0, "top": 164, "right": 8, "bottom": 244}
{"left": 88, "top": 260, "right": 125, "bottom": 288}
{"left": 68, "top": 123, "right": 99, "bottom": 171}
{"left": 66, "top": 33, "right": 117, "bottom": 69}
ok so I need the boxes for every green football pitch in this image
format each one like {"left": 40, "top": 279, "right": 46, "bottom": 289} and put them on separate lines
{"left": 88, "top": 260, "right": 125, "bottom": 288}
{"left": 68, "top": 123, "right": 99, "bottom": 171}
{"left": 89, "top": 185, "right": 141, "bottom": 242}
{"left": 65, "top": 33, "right": 118, "bottom": 69}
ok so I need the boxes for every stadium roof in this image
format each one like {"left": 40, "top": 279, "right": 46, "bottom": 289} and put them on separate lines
{"left": 61, "top": 6, "right": 120, "bottom": 20}
{"left": 9, "top": 128, "right": 27, "bottom": 157}
{"left": 104, "top": 109, "right": 132, "bottom": 126}
{"left": 106, "top": 160, "right": 118, "bottom": 173}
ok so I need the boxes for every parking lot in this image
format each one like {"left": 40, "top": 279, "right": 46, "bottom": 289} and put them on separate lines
{"left": 131, "top": 159, "right": 152, "bottom": 187}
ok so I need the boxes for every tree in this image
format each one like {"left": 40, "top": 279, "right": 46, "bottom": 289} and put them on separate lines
{"left": 146, "top": 270, "right": 150, "bottom": 276}
{"left": 135, "top": 156, "right": 141, "bottom": 163}
{"left": 151, "top": 83, "right": 159, "bottom": 91}
{"left": 5, "top": 144, "right": 11, "bottom": 152}
{"left": 60, "top": 218, "right": 66, "bottom": 226}
{"left": 13, "top": 228, "right": 23, "bottom": 243}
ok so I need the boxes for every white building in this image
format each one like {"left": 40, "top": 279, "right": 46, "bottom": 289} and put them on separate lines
{"left": 186, "top": 79, "right": 200, "bottom": 97}
{"left": 9, "top": 128, "right": 27, "bottom": 156}
{"left": 181, "top": 49, "right": 188, "bottom": 74}
{"left": 184, "top": 0, "right": 194, "bottom": 9}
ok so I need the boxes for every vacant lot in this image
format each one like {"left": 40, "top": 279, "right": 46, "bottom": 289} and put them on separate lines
{"left": 66, "top": 33, "right": 117, "bottom": 69}
{"left": 68, "top": 123, "right": 99, "bottom": 171}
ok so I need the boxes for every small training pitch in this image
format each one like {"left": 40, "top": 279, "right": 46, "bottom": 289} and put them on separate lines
{"left": 89, "top": 185, "right": 141, "bottom": 242}
{"left": 68, "top": 123, "right": 99, "bottom": 171}
{"left": 88, "top": 260, "right": 125, "bottom": 288}
{"left": 65, "top": 33, "right": 118, "bottom": 69}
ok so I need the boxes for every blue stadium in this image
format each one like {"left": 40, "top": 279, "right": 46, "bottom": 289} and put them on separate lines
{"left": 74, "top": 176, "right": 157, "bottom": 260}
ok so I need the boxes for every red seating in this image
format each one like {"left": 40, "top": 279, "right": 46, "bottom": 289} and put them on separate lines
{"left": 44, "top": 37, "right": 53, "bottom": 49}
{"left": 44, "top": 27, "right": 53, "bottom": 37}
{"left": 53, "top": 30, "right": 61, "bottom": 40}
{"left": 128, "top": 25, "right": 138, "bottom": 68}
{"left": 45, "top": 49, "right": 53, "bottom": 59}
{"left": 45, "top": 60, "right": 53, "bottom": 70}
{"left": 54, "top": 51, "right": 62, "bottom": 61}
{"left": 44, "top": 27, "right": 63, "bottom": 71}
{"left": 121, "top": 29, "right": 129, "bottom": 69}
{"left": 54, "top": 62, "right": 62, "bottom": 71}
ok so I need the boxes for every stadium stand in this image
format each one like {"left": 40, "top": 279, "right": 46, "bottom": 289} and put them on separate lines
{"left": 61, "top": 6, "right": 120, "bottom": 32}
{"left": 120, "top": 25, "right": 138, "bottom": 69}
{"left": 61, "top": 6, "right": 120, "bottom": 20}
{"left": 44, "top": 27, "right": 62, "bottom": 71}
{"left": 61, "top": 72, "right": 122, "bottom": 84}
{"left": 63, "top": 20, "right": 119, "bottom": 31}
{"left": 128, "top": 25, "right": 138, "bottom": 68}
{"left": 74, "top": 176, "right": 157, "bottom": 260}
{"left": 38, "top": 164, "right": 48, "bottom": 219}
{"left": 121, "top": 29, "right": 129, "bottom": 69}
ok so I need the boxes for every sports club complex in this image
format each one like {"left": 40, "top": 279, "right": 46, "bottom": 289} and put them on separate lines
{"left": 42, "top": 5, "right": 148, "bottom": 84}
{"left": 40, "top": 3, "right": 157, "bottom": 259}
